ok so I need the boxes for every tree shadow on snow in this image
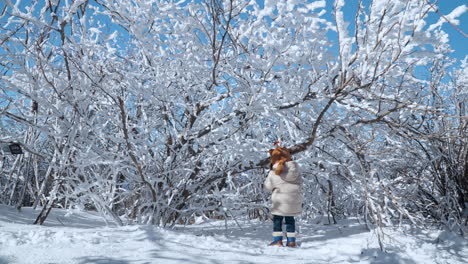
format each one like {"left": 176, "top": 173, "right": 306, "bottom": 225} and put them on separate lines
{"left": 169, "top": 218, "right": 370, "bottom": 244}
{"left": 0, "top": 204, "right": 114, "bottom": 228}
{"left": 141, "top": 224, "right": 258, "bottom": 264}
{"left": 403, "top": 227, "right": 468, "bottom": 263}
{"left": 0, "top": 205, "right": 35, "bottom": 225}
{"left": 360, "top": 248, "right": 417, "bottom": 264}
{"left": 159, "top": 218, "right": 399, "bottom": 263}
{"left": 171, "top": 219, "right": 272, "bottom": 242}
{"left": 149, "top": 219, "right": 370, "bottom": 263}
{"left": 77, "top": 256, "right": 132, "bottom": 264}
{"left": 0, "top": 256, "right": 12, "bottom": 264}
{"left": 298, "top": 220, "right": 370, "bottom": 244}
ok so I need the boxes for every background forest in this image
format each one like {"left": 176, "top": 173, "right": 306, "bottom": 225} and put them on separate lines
{"left": 0, "top": 0, "right": 466, "bottom": 244}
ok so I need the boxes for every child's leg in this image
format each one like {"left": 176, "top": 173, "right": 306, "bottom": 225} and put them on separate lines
{"left": 272, "top": 215, "right": 284, "bottom": 234}
{"left": 285, "top": 216, "right": 297, "bottom": 247}
{"left": 284, "top": 216, "right": 295, "bottom": 233}
{"left": 270, "top": 215, "right": 284, "bottom": 245}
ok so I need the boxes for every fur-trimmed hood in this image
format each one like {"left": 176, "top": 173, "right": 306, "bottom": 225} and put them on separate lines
{"left": 272, "top": 161, "right": 301, "bottom": 184}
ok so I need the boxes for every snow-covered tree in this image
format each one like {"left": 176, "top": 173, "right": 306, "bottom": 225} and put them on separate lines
{"left": 0, "top": 0, "right": 466, "bottom": 240}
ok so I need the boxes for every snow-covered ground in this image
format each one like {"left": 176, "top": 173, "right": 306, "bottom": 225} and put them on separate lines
{"left": 0, "top": 205, "right": 466, "bottom": 264}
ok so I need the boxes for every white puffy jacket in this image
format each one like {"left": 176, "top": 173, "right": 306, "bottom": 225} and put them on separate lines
{"left": 264, "top": 161, "right": 303, "bottom": 216}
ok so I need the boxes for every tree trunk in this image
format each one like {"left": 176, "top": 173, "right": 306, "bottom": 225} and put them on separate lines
{"left": 16, "top": 155, "right": 33, "bottom": 210}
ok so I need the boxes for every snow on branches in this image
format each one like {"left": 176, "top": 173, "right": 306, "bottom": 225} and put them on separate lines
{"left": 0, "top": 0, "right": 466, "bottom": 238}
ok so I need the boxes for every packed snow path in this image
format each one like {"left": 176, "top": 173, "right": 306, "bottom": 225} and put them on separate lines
{"left": 0, "top": 205, "right": 466, "bottom": 264}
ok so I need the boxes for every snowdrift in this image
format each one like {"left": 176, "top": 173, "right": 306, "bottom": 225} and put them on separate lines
{"left": 0, "top": 205, "right": 466, "bottom": 264}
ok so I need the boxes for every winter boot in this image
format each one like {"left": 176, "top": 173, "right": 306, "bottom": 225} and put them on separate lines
{"left": 269, "top": 232, "right": 283, "bottom": 246}
{"left": 286, "top": 232, "right": 297, "bottom": 247}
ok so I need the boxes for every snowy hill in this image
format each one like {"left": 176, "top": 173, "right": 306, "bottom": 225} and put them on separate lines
{"left": 0, "top": 205, "right": 466, "bottom": 264}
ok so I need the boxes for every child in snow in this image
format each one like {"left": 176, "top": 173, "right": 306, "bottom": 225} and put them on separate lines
{"left": 264, "top": 143, "right": 303, "bottom": 247}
